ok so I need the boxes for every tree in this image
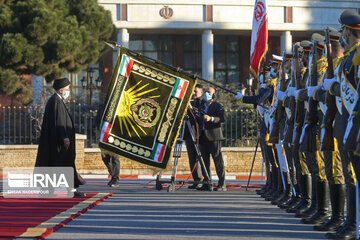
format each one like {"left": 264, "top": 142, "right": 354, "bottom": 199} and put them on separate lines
{"left": 0, "top": 0, "right": 115, "bottom": 104}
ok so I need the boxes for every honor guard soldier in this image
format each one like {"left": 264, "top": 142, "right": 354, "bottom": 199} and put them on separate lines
{"left": 286, "top": 40, "right": 313, "bottom": 215}
{"left": 238, "top": 66, "right": 276, "bottom": 197}
{"left": 277, "top": 45, "right": 303, "bottom": 210}
{"left": 311, "top": 27, "right": 348, "bottom": 232}
{"left": 322, "top": 10, "right": 360, "bottom": 240}
{"left": 236, "top": 56, "right": 284, "bottom": 203}
{"left": 295, "top": 33, "right": 329, "bottom": 223}
{"left": 271, "top": 52, "right": 295, "bottom": 208}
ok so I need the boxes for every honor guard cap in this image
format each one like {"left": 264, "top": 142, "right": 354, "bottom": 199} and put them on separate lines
{"left": 272, "top": 54, "right": 283, "bottom": 63}
{"left": 285, "top": 52, "right": 292, "bottom": 60}
{"left": 300, "top": 40, "right": 312, "bottom": 52}
{"left": 339, "top": 10, "right": 360, "bottom": 30}
{"left": 311, "top": 33, "right": 325, "bottom": 50}
{"left": 53, "top": 78, "right": 70, "bottom": 91}
{"left": 326, "top": 26, "right": 341, "bottom": 41}
{"left": 293, "top": 42, "right": 303, "bottom": 56}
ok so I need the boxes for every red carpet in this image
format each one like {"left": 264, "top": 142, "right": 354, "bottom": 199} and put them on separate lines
{"left": 0, "top": 192, "right": 113, "bottom": 239}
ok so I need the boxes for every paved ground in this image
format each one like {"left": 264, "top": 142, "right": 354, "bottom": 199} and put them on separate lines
{"left": 45, "top": 179, "right": 328, "bottom": 240}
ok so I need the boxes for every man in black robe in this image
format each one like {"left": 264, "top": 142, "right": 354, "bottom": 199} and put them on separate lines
{"left": 35, "top": 77, "right": 86, "bottom": 197}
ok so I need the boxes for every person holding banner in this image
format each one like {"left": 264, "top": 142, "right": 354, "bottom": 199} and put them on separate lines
{"left": 198, "top": 87, "right": 226, "bottom": 192}
{"left": 96, "top": 104, "right": 121, "bottom": 187}
{"left": 185, "top": 84, "right": 204, "bottom": 189}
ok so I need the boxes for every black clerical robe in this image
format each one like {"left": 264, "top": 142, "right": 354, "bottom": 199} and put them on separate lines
{"left": 35, "top": 93, "right": 85, "bottom": 188}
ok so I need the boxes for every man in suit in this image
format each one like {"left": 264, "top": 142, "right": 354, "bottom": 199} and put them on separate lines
{"left": 198, "top": 87, "right": 226, "bottom": 191}
{"left": 184, "top": 84, "right": 204, "bottom": 189}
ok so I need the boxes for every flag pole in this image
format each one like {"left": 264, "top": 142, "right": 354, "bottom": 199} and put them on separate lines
{"left": 104, "top": 41, "right": 237, "bottom": 95}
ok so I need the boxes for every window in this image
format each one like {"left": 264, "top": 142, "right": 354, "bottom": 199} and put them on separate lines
{"left": 214, "top": 35, "right": 241, "bottom": 84}
{"left": 129, "top": 35, "right": 175, "bottom": 66}
{"left": 183, "top": 35, "right": 202, "bottom": 76}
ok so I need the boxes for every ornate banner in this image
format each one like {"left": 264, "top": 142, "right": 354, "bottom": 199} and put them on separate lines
{"left": 99, "top": 47, "right": 196, "bottom": 169}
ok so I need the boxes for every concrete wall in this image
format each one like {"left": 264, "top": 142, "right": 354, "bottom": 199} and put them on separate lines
{"left": 0, "top": 134, "right": 264, "bottom": 178}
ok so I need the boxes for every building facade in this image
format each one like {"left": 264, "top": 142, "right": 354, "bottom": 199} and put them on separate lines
{"left": 40, "top": 0, "right": 359, "bottom": 106}
{"left": 96, "top": 0, "right": 359, "bottom": 92}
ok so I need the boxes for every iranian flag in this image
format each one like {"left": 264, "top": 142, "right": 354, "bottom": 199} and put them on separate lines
{"left": 151, "top": 142, "right": 166, "bottom": 162}
{"left": 171, "top": 78, "right": 189, "bottom": 99}
{"left": 250, "top": 0, "right": 268, "bottom": 78}
{"left": 100, "top": 121, "right": 112, "bottom": 143}
{"left": 119, "top": 55, "right": 134, "bottom": 78}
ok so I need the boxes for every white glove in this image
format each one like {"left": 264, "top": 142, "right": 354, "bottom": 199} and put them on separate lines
{"left": 323, "top": 77, "right": 336, "bottom": 91}
{"left": 307, "top": 85, "right": 321, "bottom": 98}
{"left": 260, "top": 83, "right": 267, "bottom": 89}
{"left": 277, "top": 90, "right": 287, "bottom": 101}
{"left": 236, "top": 92, "right": 243, "bottom": 100}
{"left": 288, "top": 87, "right": 296, "bottom": 97}
{"left": 294, "top": 89, "right": 301, "bottom": 101}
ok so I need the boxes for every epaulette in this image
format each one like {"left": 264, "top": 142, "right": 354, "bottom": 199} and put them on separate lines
{"left": 317, "top": 58, "right": 328, "bottom": 73}
{"left": 333, "top": 56, "right": 343, "bottom": 68}
{"left": 352, "top": 45, "right": 360, "bottom": 66}
{"left": 266, "top": 78, "right": 277, "bottom": 87}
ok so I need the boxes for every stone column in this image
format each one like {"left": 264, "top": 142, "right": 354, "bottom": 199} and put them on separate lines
{"left": 280, "top": 31, "right": 292, "bottom": 54}
{"left": 202, "top": 30, "right": 214, "bottom": 81}
{"left": 114, "top": 29, "right": 130, "bottom": 67}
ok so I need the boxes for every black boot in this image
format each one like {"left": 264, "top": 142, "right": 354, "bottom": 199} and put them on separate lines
{"left": 263, "top": 166, "right": 279, "bottom": 199}
{"left": 261, "top": 166, "right": 276, "bottom": 198}
{"left": 274, "top": 172, "right": 292, "bottom": 206}
{"left": 265, "top": 167, "right": 284, "bottom": 201}
{"left": 257, "top": 165, "right": 271, "bottom": 195}
{"left": 302, "top": 180, "right": 330, "bottom": 224}
{"left": 296, "top": 176, "right": 317, "bottom": 218}
{"left": 314, "top": 184, "right": 345, "bottom": 231}
{"left": 326, "top": 184, "right": 357, "bottom": 240}
{"left": 281, "top": 175, "right": 301, "bottom": 209}
{"left": 287, "top": 174, "right": 311, "bottom": 213}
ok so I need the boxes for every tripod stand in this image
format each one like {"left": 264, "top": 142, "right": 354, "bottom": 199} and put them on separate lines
{"left": 155, "top": 115, "right": 212, "bottom": 192}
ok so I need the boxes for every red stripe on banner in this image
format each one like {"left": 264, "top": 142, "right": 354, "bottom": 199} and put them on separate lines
{"left": 125, "top": 59, "right": 134, "bottom": 78}
{"left": 158, "top": 144, "right": 166, "bottom": 162}
{"left": 103, "top": 123, "right": 112, "bottom": 143}
{"left": 178, "top": 80, "right": 188, "bottom": 99}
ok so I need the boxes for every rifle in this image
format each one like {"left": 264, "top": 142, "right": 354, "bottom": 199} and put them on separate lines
{"left": 299, "top": 40, "right": 319, "bottom": 153}
{"left": 268, "top": 52, "right": 287, "bottom": 144}
{"left": 320, "top": 28, "right": 336, "bottom": 151}
{"left": 284, "top": 44, "right": 300, "bottom": 143}
{"left": 292, "top": 49, "right": 306, "bottom": 148}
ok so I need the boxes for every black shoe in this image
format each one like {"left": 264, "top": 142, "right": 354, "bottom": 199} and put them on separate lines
{"left": 110, "top": 179, "right": 120, "bottom": 187}
{"left": 197, "top": 184, "right": 213, "bottom": 191}
{"left": 107, "top": 178, "right": 114, "bottom": 186}
{"left": 214, "top": 185, "right": 227, "bottom": 192}
{"left": 73, "top": 191, "right": 86, "bottom": 197}
{"left": 188, "top": 183, "right": 202, "bottom": 189}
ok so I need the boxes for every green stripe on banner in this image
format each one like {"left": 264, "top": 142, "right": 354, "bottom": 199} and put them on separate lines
{"left": 171, "top": 78, "right": 180, "bottom": 96}
{"left": 119, "top": 55, "right": 127, "bottom": 75}
{"left": 150, "top": 142, "right": 158, "bottom": 160}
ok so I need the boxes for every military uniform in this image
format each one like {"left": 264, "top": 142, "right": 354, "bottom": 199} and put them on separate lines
{"left": 290, "top": 34, "right": 330, "bottom": 223}
{"left": 237, "top": 63, "right": 281, "bottom": 201}
{"left": 323, "top": 10, "right": 360, "bottom": 240}
{"left": 286, "top": 41, "right": 314, "bottom": 215}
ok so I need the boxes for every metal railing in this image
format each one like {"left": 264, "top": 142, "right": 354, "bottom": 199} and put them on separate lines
{"left": 0, "top": 102, "right": 259, "bottom": 147}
